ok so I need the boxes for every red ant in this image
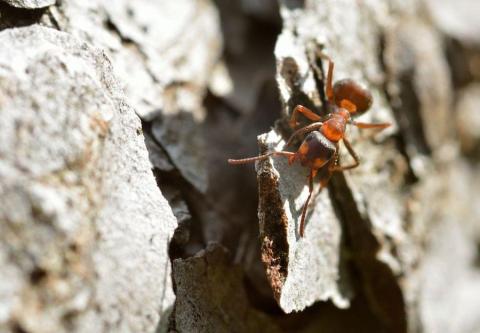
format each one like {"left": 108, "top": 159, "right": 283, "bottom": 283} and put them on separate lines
{"left": 228, "top": 53, "right": 391, "bottom": 237}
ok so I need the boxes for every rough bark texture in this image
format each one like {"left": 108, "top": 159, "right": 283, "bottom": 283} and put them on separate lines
{"left": 1, "top": 0, "right": 54, "bottom": 9}
{"left": 171, "top": 243, "right": 282, "bottom": 333}
{"left": 0, "top": 0, "right": 479, "bottom": 332}
{"left": 0, "top": 26, "right": 176, "bottom": 332}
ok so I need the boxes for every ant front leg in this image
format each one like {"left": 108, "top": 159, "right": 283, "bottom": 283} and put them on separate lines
{"left": 289, "top": 105, "right": 323, "bottom": 128}
{"left": 286, "top": 121, "right": 323, "bottom": 146}
{"left": 330, "top": 137, "right": 360, "bottom": 172}
{"left": 299, "top": 168, "right": 316, "bottom": 237}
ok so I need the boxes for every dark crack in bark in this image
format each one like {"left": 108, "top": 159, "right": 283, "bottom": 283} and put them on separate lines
{"left": 377, "top": 32, "right": 419, "bottom": 185}
{"left": 0, "top": 2, "right": 48, "bottom": 30}
{"left": 329, "top": 174, "right": 407, "bottom": 333}
{"left": 170, "top": 243, "right": 282, "bottom": 333}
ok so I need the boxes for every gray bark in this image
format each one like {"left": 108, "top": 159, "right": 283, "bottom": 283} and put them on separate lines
{"left": 0, "top": 25, "right": 177, "bottom": 332}
{"left": 1, "top": 0, "right": 53, "bottom": 9}
{"left": 0, "top": 0, "right": 479, "bottom": 332}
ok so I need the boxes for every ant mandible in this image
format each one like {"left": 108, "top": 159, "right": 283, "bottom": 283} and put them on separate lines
{"left": 228, "top": 53, "right": 391, "bottom": 237}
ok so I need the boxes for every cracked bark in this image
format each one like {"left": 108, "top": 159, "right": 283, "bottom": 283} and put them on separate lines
{"left": 251, "top": 1, "right": 480, "bottom": 332}
{"left": 0, "top": 0, "right": 479, "bottom": 332}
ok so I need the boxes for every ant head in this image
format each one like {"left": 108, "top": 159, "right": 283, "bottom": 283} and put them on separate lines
{"left": 333, "top": 79, "right": 373, "bottom": 116}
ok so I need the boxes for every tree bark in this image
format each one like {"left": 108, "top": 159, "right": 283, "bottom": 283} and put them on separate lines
{"left": 0, "top": 0, "right": 479, "bottom": 332}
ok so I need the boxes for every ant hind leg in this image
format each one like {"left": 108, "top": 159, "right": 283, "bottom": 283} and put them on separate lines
{"left": 290, "top": 105, "right": 323, "bottom": 128}
{"left": 352, "top": 121, "right": 391, "bottom": 130}
{"left": 316, "top": 52, "right": 335, "bottom": 104}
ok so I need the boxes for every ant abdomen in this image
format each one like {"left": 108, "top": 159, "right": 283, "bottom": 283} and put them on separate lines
{"left": 333, "top": 79, "right": 373, "bottom": 115}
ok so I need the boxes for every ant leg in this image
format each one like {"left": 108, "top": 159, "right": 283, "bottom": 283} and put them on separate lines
{"left": 228, "top": 151, "right": 296, "bottom": 165}
{"left": 286, "top": 121, "right": 323, "bottom": 146}
{"left": 317, "top": 52, "right": 335, "bottom": 104}
{"left": 330, "top": 137, "right": 360, "bottom": 172}
{"left": 309, "top": 165, "right": 332, "bottom": 210}
{"left": 352, "top": 121, "right": 391, "bottom": 130}
{"left": 289, "top": 105, "right": 323, "bottom": 128}
{"left": 299, "top": 168, "right": 315, "bottom": 237}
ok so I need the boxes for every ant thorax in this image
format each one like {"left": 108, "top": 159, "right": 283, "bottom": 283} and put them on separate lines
{"left": 321, "top": 107, "right": 349, "bottom": 142}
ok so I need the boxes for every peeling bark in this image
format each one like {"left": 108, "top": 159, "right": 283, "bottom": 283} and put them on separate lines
{"left": 253, "top": 1, "right": 479, "bottom": 332}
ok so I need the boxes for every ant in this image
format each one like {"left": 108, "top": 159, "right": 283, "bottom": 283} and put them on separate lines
{"left": 228, "top": 53, "right": 391, "bottom": 237}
